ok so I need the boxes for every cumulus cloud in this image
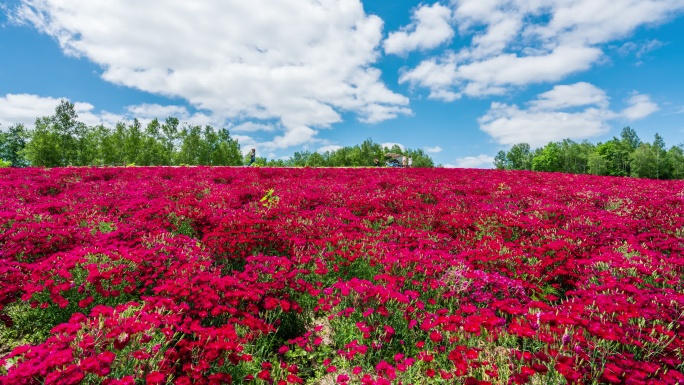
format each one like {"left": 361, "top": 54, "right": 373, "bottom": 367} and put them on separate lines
{"left": 478, "top": 83, "right": 659, "bottom": 146}
{"left": 261, "top": 125, "right": 320, "bottom": 150}
{"left": 0, "top": 94, "right": 235, "bottom": 133}
{"left": 381, "top": 142, "right": 405, "bottom": 151}
{"left": 479, "top": 102, "right": 614, "bottom": 147}
{"left": 317, "top": 145, "right": 343, "bottom": 153}
{"left": 392, "top": 0, "right": 684, "bottom": 98}
{"left": 123, "top": 104, "right": 219, "bottom": 127}
{"left": 384, "top": 3, "right": 454, "bottom": 55}
{"left": 529, "top": 82, "right": 609, "bottom": 111}
{"left": 621, "top": 93, "right": 659, "bottom": 120}
{"left": 0, "top": 93, "right": 125, "bottom": 130}
{"left": 448, "top": 154, "right": 495, "bottom": 169}
{"left": 11, "top": 0, "right": 411, "bottom": 148}
{"left": 231, "top": 122, "right": 277, "bottom": 133}
{"left": 0, "top": 94, "right": 63, "bottom": 129}
{"left": 425, "top": 145, "right": 443, "bottom": 153}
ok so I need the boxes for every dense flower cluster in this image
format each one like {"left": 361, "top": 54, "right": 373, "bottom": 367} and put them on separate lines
{"left": 1, "top": 167, "right": 683, "bottom": 384}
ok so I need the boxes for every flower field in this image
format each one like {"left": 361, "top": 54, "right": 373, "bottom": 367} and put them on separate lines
{"left": 1, "top": 167, "right": 683, "bottom": 385}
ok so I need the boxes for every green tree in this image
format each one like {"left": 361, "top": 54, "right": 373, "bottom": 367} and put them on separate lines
{"left": 667, "top": 145, "right": 684, "bottom": 179}
{"left": 405, "top": 148, "right": 434, "bottom": 168}
{"left": 124, "top": 119, "right": 144, "bottom": 165}
{"left": 653, "top": 133, "right": 671, "bottom": 179}
{"left": 0, "top": 124, "right": 29, "bottom": 166}
{"left": 327, "top": 147, "right": 350, "bottom": 167}
{"left": 23, "top": 100, "right": 87, "bottom": 167}
{"left": 532, "top": 142, "right": 562, "bottom": 172}
{"left": 161, "top": 117, "right": 180, "bottom": 163}
{"left": 266, "top": 158, "right": 286, "bottom": 167}
{"left": 177, "top": 124, "right": 203, "bottom": 165}
{"left": 79, "top": 124, "right": 110, "bottom": 166}
{"left": 23, "top": 116, "right": 61, "bottom": 167}
{"left": 590, "top": 139, "right": 630, "bottom": 176}
{"left": 630, "top": 143, "right": 658, "bottom": 179}
{"left": 137, "top": 119, "right": 169, "bottom": 166}
{"left": 558, "top": 139, "right": 594, "bottom": 174}
{"left": 53, "top": 100, "right": 86, "bottom": 165}
{"left": 288, "top": 151, "right": 312, "bottom": 167}
{"left": 494, "top": 150, "right": 508, "bottom": 169}
{"left": 211, "top": 128, "right": 243, "bottom": 166}
{"left": 507, "top": 143, "right": 533, "bottom": 170}
{"left": 101, "top": 122, "right": 127, "bottom": 165}
{"left": 587, "top": 150, "right": 609, "bottom": 176}
{"left": 620, "top": 126, "right": 641, "bottom": 152}
{"left": 306, "top": 152, "right": 326, "bottom": 167}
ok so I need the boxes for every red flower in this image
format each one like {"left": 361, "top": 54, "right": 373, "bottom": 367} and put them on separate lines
{"left": 78, "top": 296, "right": 94, "bottom": 308}
{"left": 146, "top": 372, "right": 165, "bottom": 385}
{"left": 429, "top": 330, "right": 443, "bottom": 343}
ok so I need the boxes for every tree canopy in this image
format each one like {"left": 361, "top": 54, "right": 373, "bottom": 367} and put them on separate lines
{"left": 1, "top": 101, "right": 434, "bottom": 168}
{"left": 495, "top": 127, "right": 684, "bottom": 180}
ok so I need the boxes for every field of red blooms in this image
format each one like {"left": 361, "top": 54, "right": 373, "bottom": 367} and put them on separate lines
{"left": 0, "top": 167, "right": 683, "bottom": 385}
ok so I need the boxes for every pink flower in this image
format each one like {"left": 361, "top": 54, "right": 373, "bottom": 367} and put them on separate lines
{"left": 146, "top": 372, "right": 165, "bottom": 385}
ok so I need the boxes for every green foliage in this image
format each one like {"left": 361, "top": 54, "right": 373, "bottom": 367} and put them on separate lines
{"left": 1, "top": 253, "right": 139, "bottom": 345}
{"left": 532, "top": 142, "right": 562, "bottom": 172}
{"left": 16, "top": 103, "right": 243, "bottom": 167}
{"left": 7, "top": 104, "right": 432, "bottom": 168}
{"left": 280, "top": 138, "right": 433, "bottom": 168}
{"left": 0, "top": 124, "right": 29, "bottom": 167}
{"left": 668, "top": 145, "right": 684, "bottom": 179}
{"left": 503, "top": 143, "right": 533, "bottom": 170}
{"left": 630, "top": 143, "right": 659, "bottom": 178}
{"left": 498, "top": 127, "right": 684, "bottom": 180}
{"left": 17, "top": 104, "right": 681, "bottom": 179}
{"left": 260, "top": 189, "right": 280, "bottom": 210}
{"left": 591, "top": 139, "right": 631, "bottom": 176}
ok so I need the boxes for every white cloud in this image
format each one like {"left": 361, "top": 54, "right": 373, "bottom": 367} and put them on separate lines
{"left": 398, "top": 57, "right": 460, "bottom": 100}
{"left": 0, "top": 93, "right": 125, "bottom": 130}
{"left": 233, "top": 135, "right": 257, "bottom": 150}
{"left": 478, "top": 83, "right": 660, "bottom": 147}
{"left": 402, "top": 44, "right": 602, "bottom": 98}
{"left": 529, "top": 82, "right": 609, "bottom": 111}
{"left": 12, "top": 0, "right": 411, "bottom": 148}
{"left": 317, "top": 145, "right": 343, "bottom": 153}
{"left": 384, "top": 3, "right": 454, "bottom": 55}
{"left": 425, "top": 145, "right": 443, "bottom": 153}
{"left": 479, "top": 102, "right": 613, "bottom": 147}
{"left": 392, "top": 0, "right": 684, "bottom": 98}
{"left": 621, "top": 93, "right": 659, "bottom": 120}
{"left": 618, "top": 39, "right": 665, "bottom": 57}
{"left": 450, "top": 154, "right": 495, "bottom": 169}
{"left": 0, "top": 94, "right": 253, "bottom": 134}
{"left": 126, "top": 104, "right": 189, "bottom": 120}
{"left": 123, "top": 104, "right": 218, "bottom": 127}
{"left": 261, "top": 125, "right": 319, "bottom": 150}
{"left": 476, "top": 82, "right": 657, "bottom": 146}
{"left": 381, "top": 142, "right": 405, "bottom": 151}
{"left": 0, "top": 94, "right": 63, "bottom": 129}
{"left": 231, "top": 122, "right": 277, "bottom": 133}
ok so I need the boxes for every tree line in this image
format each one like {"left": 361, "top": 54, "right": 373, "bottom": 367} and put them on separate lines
{"left": 0, "top": 100, "right": 434, "bottom": 168}
{"left": 256, "top": 140, "right": 434, "bottom": 168}
{"left": 494, "top": 127, "right": 684, "bottom": 179}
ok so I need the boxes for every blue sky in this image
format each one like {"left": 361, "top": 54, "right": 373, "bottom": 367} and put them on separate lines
{"left": 1, "top": 0, "right": 684, "bottom": 167}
